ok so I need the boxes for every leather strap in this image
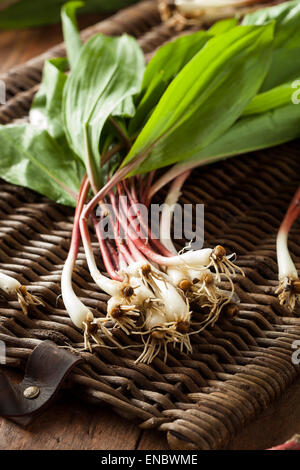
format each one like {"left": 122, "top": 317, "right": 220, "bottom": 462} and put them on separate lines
{"left": 0, "top": 340, "right": 82, "bottom": 426}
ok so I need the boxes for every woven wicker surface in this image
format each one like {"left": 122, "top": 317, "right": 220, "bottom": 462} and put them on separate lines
{"left": 0, "top": 0, "right": 299, "bottom": 450}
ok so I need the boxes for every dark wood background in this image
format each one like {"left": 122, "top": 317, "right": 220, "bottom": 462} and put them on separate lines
{"left": 0, "top": 15, "right": 299, "bottom": 451}
{"left": 0, "top": 15, "right": 102, "bottom": 73}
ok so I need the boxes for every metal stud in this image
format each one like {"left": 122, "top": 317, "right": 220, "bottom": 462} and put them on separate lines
{"left": 23, "top": 385, "right": 40, "bottom": 399}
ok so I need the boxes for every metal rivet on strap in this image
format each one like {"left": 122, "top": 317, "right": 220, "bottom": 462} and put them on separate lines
{"left": 23, "top": 386, "right": 40, "bottom": 399}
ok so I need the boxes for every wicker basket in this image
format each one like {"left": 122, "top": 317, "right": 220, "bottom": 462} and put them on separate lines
{"left": 0, "top": 0, "right": 299, "bottom": 450}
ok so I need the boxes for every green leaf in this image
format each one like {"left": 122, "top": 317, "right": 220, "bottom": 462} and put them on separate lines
{"left": 123, "top": 23, "right": 274, "bottom": 174}
{"left": 61, "top": 1, "right": 83, "bottom": 69}
{"left": 129, "top": 30, "right": 211, "bottom": 135}
{"left": 208, "top": 17, "right": 238, "bottom": 35}
{"left": 242, "top": 0, "right": 300, "bottom": 45}
{"left": 112, "top": 96, "right": 136, "bottom": 119}
{"left": 261, "top": 48, "right": 300, "bottom": 91}
{"left": 0, "top": 0, "right": 140, "bottom": 29}
{"left": 243, "top": 0, "right": 300, "bottom": 90}
{"left": 0, "top": 124, "right": 84, "bottom": 206}
{"left": 29, "top": 57, "right": 68, "bottom": 141}
{"left": 173, "top": 102, "right": 300, "bottom": 169}
{"left": 242, "top": 80, "right": 294, "bottom": 116}
{"left": 63, "top": 33, "right": 145, "bottom": 186}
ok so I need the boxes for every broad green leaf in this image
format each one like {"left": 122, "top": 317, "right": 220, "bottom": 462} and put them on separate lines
{"left": 112, "top": 97, "right": 136, "bottom": 118}
{"left": 261, "top": 49, "right": 300, "bottom": 91}
{"left": 172, "top": 102, "right": 300, "bottom": 169}
{"left": 29, "top": 57, "right": 68, "bottom": 141}
{"left": 0, "top": 124, "right": 84, "bottom": 206}
{"left": 61, "top": 1, "right": 83, "bottom": 69}
{"left": 242, "top": 80, "right": 294, "bottom": 116}
{"left": 0, "top": 0, "right": 140, "bottom": 29}
{"left": 129, "top": 30, "right": 211, "bottom": 135}
{"left": 242, "top": 0, "right": 300, "bottom": 46}
{"left": 123, "top": 23, "right": 274, "bottom": 174}
{"left": 243, "top": 0, "right": 300, "bottom": 90}
{"left": 141, "top": 31, "right": 211, "bottom": 94}
{"left": 63, "top": 33, "right": 145, "bottom": 186}
{"left": 208, "top": 17, "right": 238, "bottom": 35}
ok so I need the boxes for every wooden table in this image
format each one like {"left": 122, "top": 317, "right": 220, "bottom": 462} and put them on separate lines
{"left": 0, "top": 17, "right": 299, "bottom": 452}
{"left": 0, "top": 367, "right": 169, "bottom": 450}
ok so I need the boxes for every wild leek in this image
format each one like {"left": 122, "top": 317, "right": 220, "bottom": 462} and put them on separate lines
{"left": 0, "top": 1, "right": 299, "bottom": 362}
{"left": 276, "top": 186, "right": 300, "bottom": 312}
{"left": 0, "top": 271, "right": 44, "bottom": 315}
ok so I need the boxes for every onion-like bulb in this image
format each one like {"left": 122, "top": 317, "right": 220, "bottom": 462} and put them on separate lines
{"left": 0, "top": 271, "right": 43, "bottom": 315}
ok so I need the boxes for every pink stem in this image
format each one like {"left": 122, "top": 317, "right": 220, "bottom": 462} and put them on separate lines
{"left": 147, "top": 162, "right": 198, "bottom": 203}
{"left": 279, "top": 186, "right": 300, "bottom": 236}
{"left": 143, "top": 171, "right": 156, "bottom": 206}
{"left": 268, "top": 434, "right": 300, "bottom": 450}
{"left": 116, "top": 197, "right": 148, "bottom": 264}
{"left": 109, "top": 190, "right": 135, "bottom": 264}
{"left": 127, "top": 237, "right": 148, "bottom": 263}
{"left": 79, "top": 154, "right": 151, "bottom": 272}
{"left": 110, "top": 189, "right": 173, "bottom": 266}
{"left": 122, "top": 179, "right": 174, "bottom": 257}
{"left": 69, "top": 175, "right": 90, "bottom": 260}
{"left": 106, "top": 240, "right": 120, "bottom": 271}
{"left": 171, "top": 169, "right": 191, "bottom": 192}
{"left": 92, "top": 213, "right": 122, "bottom": 281}
{"left": 112, "top": 186, "right": 145, "bottom": 263}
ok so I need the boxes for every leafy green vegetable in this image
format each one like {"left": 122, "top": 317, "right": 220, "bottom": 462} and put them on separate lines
{"left": 208, "top": 17, "right": 238, "bottom": 35}
{"left": 61, "top": 1, "right": 83, "bottom": 69}
{"left": 242, "top": 80, "right": 294, "bottom": 116}
{"left": 173, "top": 102, "right": 300, "bottom": 169}
{"left": 30, "top": 57, "right": 68, "bottom": 141}
{"left": 243, "top": 0, "right": 300, "bottom": 91}
{"left": 0, "top": 124, "right": 84, "bottom": 206}
{"left": 123, "top": 23, "right": 274, "bottom": 174}
{"left": 1, "top": 0, "right": 300, "bottom": 210}
{"left": 112, "top": 98, "right": 136, "bottom": 119}
{"left": 63, "top": 33, "right": 145, "bottom": 187}
{"left": 129, "top": 30, "right": 211, "bottom": 135}
{"left": 0, "top": 0, "right": 140, "bottom": 29}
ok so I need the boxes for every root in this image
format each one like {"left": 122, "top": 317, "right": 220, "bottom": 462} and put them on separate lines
{"left": 276, "top": 277, "right": 300, "bottom": 312}
{"left": 208, "top": 246, "right": 244, "bottom": 294}
{"left": 190, "top": 292, "right": 235, "bottom": 334}
{"left": 187, "top": 273, "right": 235, "bottom": 330}
{"left": 108, "top": 303, "right": 141, "bottom": 334}
{"left": 82, "top": 313, "right": 122, "bottom": 352}
{"left": 136, "top": 335, "right": 162, "bottom": 364}
{"left": 174, "top": 328, "right": 193, "bottom": 354}
{"left": 138, "top": 263, "right": 169, "bottom": 292}
{"left": 188, "top": 272, "right": 223, "bottom": 305}
{"left": 60, "top": 342, "right": 144, "bottom": 354}
{"left": 135, "top": 322, "right": 192, "bottom": 364}
{"left": 16, "top": 286, "right": 44, "bottom": 316}
{"left": 82, "top": 313, "right": 100, "bottom": 352}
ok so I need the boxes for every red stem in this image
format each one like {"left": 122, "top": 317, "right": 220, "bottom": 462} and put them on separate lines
{"left": 109, "top": 190, "right": 135, "bottom": 264}
{"left": 279, "top": 186, "right": 300, "bottom": 235}
{"left": 268, "top": 434, "right": 300, "bottom": 450}
{"left": 143, "top": 171, "right": 156, "bottom": 206}
{"left": 69, "top": 175, "right": 90, "bottom": 258}
{"left": 109, "top": 187, "right": 171, "bottom": 265}
{"left": 92, "top": 213, "right": 122, "bottom": 281}
{"left": 127, "top": 237, "right": 148, "bottom": 263}
{"left": 106, "top": 240, "right": 120, "bottom": 271}
{"left": 122, "top": 178, "right": 174, "bottom": 257}
{"left": 79, "top": 155, "right": 150, "bottom": 273}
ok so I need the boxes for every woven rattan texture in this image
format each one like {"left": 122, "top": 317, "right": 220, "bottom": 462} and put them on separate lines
{"left": 0, "top": 0, "right": 299, "bottom": 450}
